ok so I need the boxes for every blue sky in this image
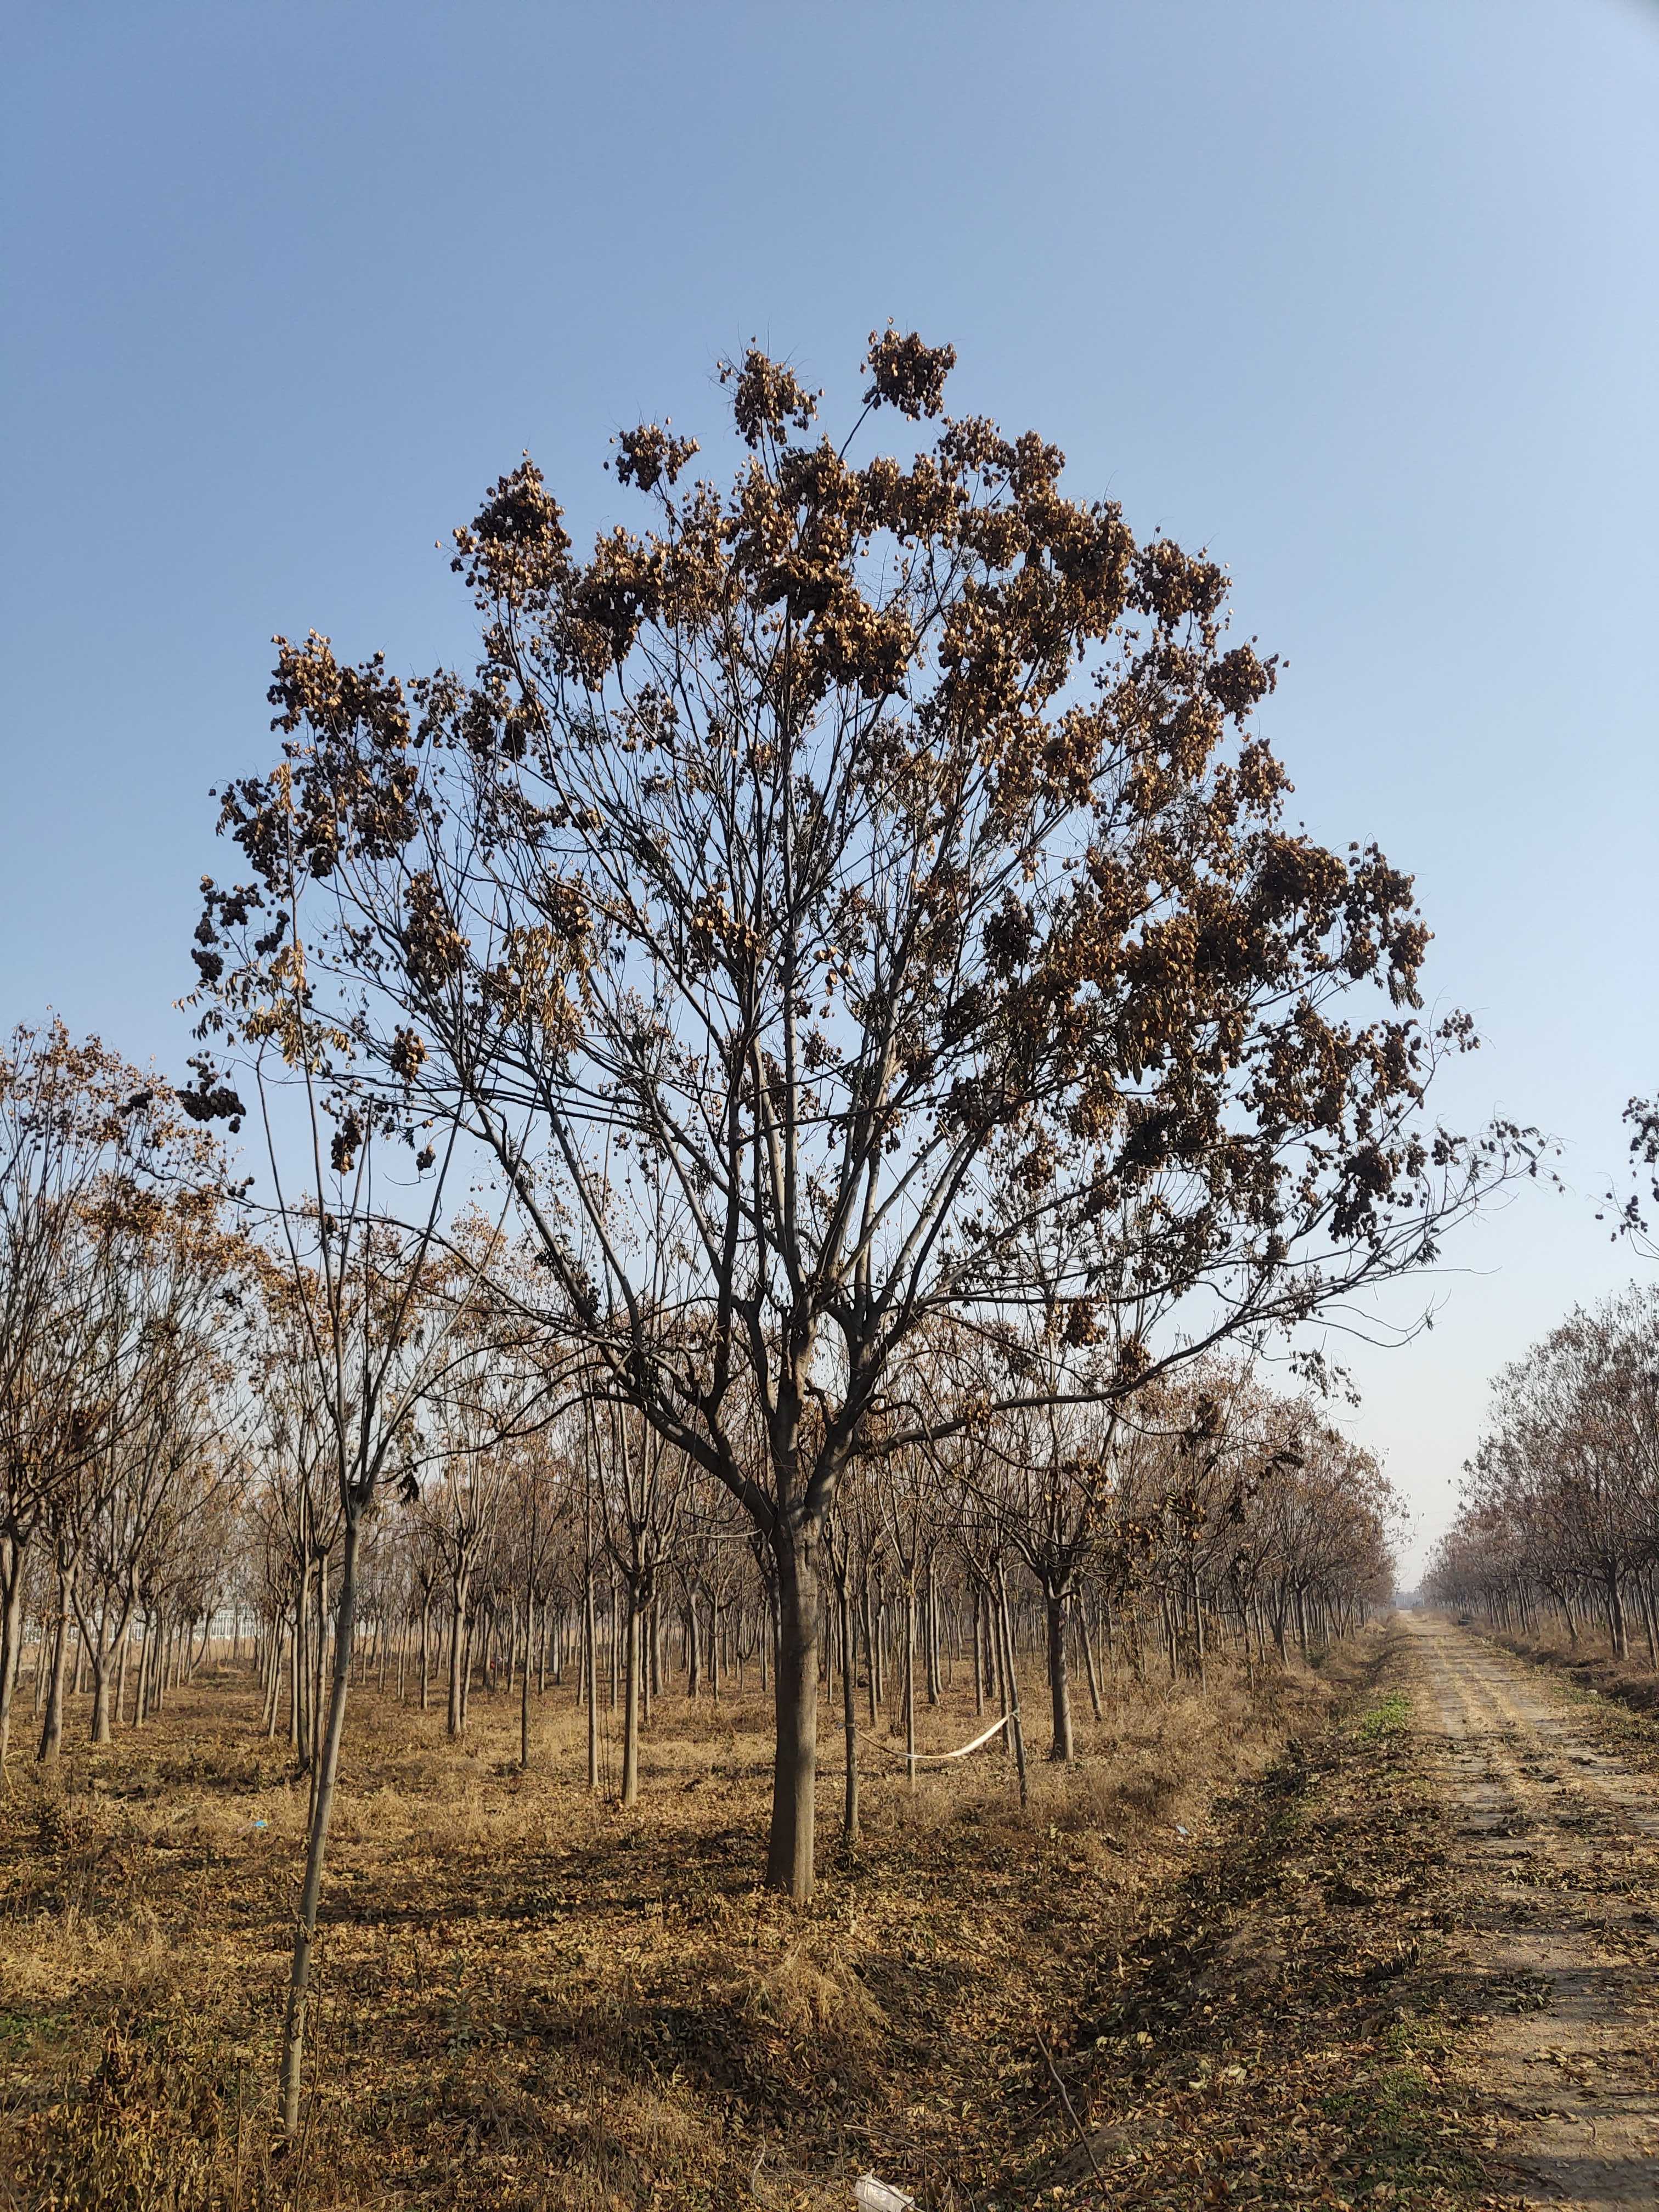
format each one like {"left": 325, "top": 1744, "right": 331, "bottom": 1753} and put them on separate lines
{"left": 5, "top": 0, "right": 1656, "bottom": 1569}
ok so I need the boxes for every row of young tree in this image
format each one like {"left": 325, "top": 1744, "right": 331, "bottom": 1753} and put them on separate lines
{"left": 0, "top": 1023, "right": 241, "bottom": 1766}
{"left": 7, "top": 331, "right": 1525, "bottom": 2126}
{"left": 19, "top": 1338, "right": 1398, "bottom": 1788}
{"left": 1424, "top": 1285, "right": 1659, "bottom": 1657}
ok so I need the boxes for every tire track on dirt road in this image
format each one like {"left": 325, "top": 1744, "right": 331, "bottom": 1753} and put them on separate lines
{"left": 1402, "top": 1613, "right": 1659, "bottom": 2208}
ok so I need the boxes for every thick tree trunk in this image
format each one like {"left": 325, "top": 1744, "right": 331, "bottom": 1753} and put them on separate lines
{"left": 765, "top": 1526, "right": 823, "bottom": 1902}
{"left": 279, "top": 1514, "right": 362, "bottom": 2136}
{"left": 89, "top": 1651, "right": 113, "bottom": 1743}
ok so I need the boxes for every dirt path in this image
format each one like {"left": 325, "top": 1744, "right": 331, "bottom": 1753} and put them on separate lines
{"left": 1402, "top": 1613, "right": 1659, "bottom": 2207}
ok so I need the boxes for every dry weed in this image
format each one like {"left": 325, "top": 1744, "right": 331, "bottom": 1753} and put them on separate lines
{"left": 0, "top": 1649, "right": 1345, "bottom": 2210}
{"left": 711, "top": 1931, "right": 887, "bottom": 2050}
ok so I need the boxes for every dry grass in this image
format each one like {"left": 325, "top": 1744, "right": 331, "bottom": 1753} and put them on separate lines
{"left": 0, "top": 1651, "right": 1341, "bottom": 2210}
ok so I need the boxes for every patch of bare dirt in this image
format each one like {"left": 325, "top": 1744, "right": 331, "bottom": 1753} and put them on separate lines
{"left": 1403, "top": 1614, "right": 1659, "bottom": 2209}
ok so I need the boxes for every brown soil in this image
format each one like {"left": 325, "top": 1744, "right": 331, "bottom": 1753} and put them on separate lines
{"left": 1404, "top": 1613, "right": 1659, "bottom": 2208}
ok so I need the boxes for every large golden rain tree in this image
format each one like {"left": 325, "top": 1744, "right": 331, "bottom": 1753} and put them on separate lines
{"left": 190, "top": 330, "right": 1525, "bottom": 1899}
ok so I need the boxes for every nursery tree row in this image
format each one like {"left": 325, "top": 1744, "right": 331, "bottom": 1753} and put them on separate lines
{"left": 1425, "top": 1285, "right": 1659, "bottom": 1657}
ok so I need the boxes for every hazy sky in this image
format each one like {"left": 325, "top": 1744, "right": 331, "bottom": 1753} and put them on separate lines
{"left": 5, "top": 1, "right": 1656, "bottom": 1572}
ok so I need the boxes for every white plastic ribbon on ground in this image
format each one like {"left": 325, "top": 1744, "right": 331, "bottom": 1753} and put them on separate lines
{"left": 853, "top": 2175, "right": 916, "bottom": 2211}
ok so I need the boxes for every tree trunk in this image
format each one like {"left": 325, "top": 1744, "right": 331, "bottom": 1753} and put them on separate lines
{"left": 291, "top": 1564, "right": 308, "bottom": 1755}
{"left": 1077, "top": 1595, "right": 1104, "bottom": 1722}
{"left": 447, "top": 1574, "right": 469, "bottom": 1737}
{"left": 924, "top": 1555, "right": 940, "bottom": 1706}
{"left": 89, "top": 1647, "right": 114, "bottom": 1743}
{"left": 279, "top": 1514, "right": 362, "bottom": 2136}
{"left": 309, "top": 1558, "right": 330, "bottom": 1819}
{"left": 621, "top": 1582, "right": 642, "bottom": 1805}
{"left": 903, "top": 1584, "right": 918, "bottom": 1790}
{"left": 839, "top": 1584, "right": 860, "bottom": 1844}
{"left": 765, "top": 1526, "right": 823, "bottom": 1902}
{"left": 1045, "top": 1587, "right": 1074, "bottom": 1763}
{"left": 995, "top": 1566, "right": 1028, "bottom": 1805}
{"left": 1608, "top": 1572, "right": 1629, "bottom": 1662}
{"left": 584, "top": 1566, "right": 599, "bottom": 1791}
{"left": 0, "top": 1539, "right": 28, "bottom": 1768}
{"left": 520, "top": 1599, "right": 532, "bottom": 1771}
{"left": 1189, "top": 1566, "right": 1207, "bottom": 1689}
{"left": 263, "top": 1624, "right": 284, "bottom": 1736}
{"left": 37, "top": 1564, "right": 75, "bottom": 1764}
